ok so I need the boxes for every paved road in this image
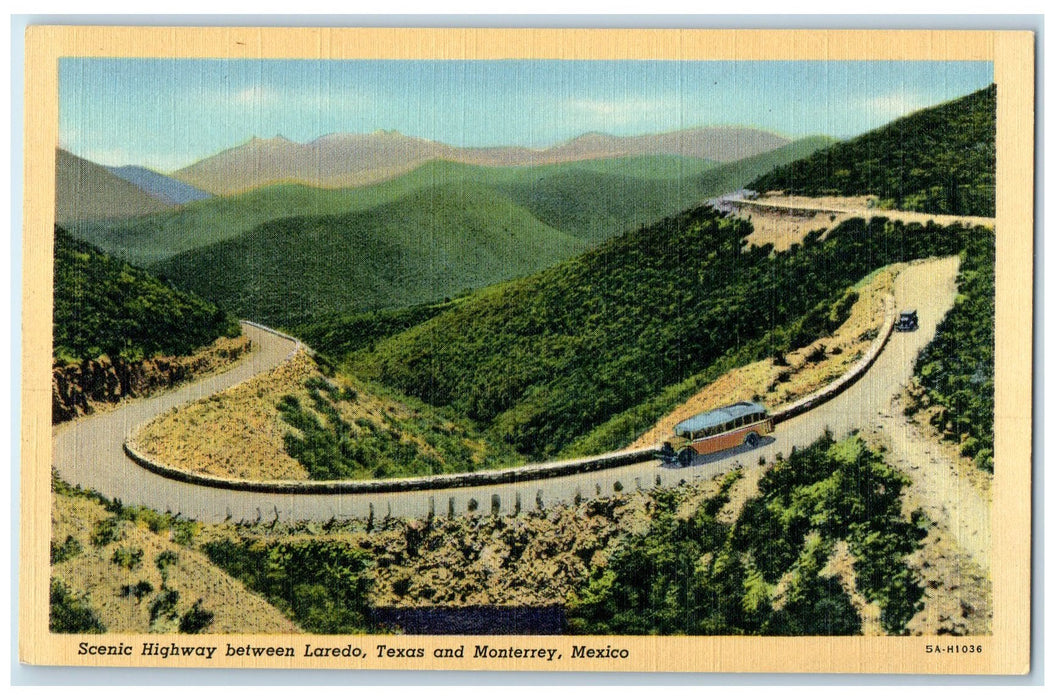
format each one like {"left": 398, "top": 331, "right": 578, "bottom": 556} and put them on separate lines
{"left": 52, "top": 257, "right": 960, "bottom": 523}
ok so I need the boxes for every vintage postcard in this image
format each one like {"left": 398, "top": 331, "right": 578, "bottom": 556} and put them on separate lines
{"left": 20, "top": 26, "right": 1034, "bottom": 674}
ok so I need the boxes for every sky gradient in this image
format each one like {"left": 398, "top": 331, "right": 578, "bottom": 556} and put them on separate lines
{"left": 59, "top": 59, "right": 993, "bottom": 172}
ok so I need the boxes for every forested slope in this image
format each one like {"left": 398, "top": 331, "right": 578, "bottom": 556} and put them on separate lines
{"left": 351, "top": 208, "right": 988, "bottom": 459}
{"left": 748, "top": 85, "right": 995, "bottom": 217}
{"left": 53, "top": 226, "right": 240, "bottom": 363}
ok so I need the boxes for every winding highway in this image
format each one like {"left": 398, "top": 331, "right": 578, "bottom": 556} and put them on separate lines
{"left": 53, "top": 257, "right": 961, "bottom": 524}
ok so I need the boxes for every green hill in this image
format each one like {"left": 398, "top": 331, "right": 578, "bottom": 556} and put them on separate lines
{"left": 488, "top": 138, "right": 832, "bottom": 244}
{"left": 349, "top": 209, "right": 988, "bottom": 460}
{"left": 53, "top": 226, "right": 239, "bottom": 363}
{"left": 151, "top": 183, "right": 590, "bottom": 327}
{"left": 749, "top": 85, "right": 995, "bottom": 217}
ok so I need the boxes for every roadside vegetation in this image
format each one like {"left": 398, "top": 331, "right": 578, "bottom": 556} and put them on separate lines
{"left": 567, "top": 434, "right": 925, "bottom": 635}
{"left": 53, "top": 225, "right": 239, "bottom": 363}
{"left": 201, "top": 538, "right": 374, "bottom": 634}
{"left": 907, "top": 234, "right": 995, "bottom": 471}
{"left": 749, "top": 85, "right": 995, "bottom": 217}
{"left": 49, "top": 474, "right": 299, "bottom": 634}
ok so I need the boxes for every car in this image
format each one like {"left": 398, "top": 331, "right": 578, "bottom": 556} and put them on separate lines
{"left": 896, "top": 309, "right": 919, "bottom": 332}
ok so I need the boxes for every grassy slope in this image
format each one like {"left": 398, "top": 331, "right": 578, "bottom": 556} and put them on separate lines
{"left": 50, "top": 477, "right": 299, "bottom": 634}
{"left": 749, "top": 85, "right": 995, "bottom": 217}
{"left": 151, "top": 183, "right": 590, "bottom": 326}
{"left": 53, "top": 226, "right": 240, "bottom": 363}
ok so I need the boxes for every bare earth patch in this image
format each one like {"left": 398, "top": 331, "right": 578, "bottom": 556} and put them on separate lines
{"left": 860, "top": 411, "right": 993, "bottom": 635}
{"left": 50, "top": 489, "right": 300, "bottom": 634}
{"left": 630, "top": 263, "right": 902, "bottom": 449}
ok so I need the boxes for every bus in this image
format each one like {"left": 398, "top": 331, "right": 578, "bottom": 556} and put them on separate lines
{"left": 658, "top": 401, "right": 773, "bottom": 467}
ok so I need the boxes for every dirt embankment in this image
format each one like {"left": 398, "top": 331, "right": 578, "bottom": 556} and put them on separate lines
{"left": 631, "top": 263, "right": 901, "bottom": 448}
{"left": 52, "top": 335, "right": 251, "bottom": 424}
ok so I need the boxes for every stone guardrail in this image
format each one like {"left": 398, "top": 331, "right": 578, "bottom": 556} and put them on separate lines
{"left": 240, "top": 319, "right": 312, "bottom": 359}
{"left": 123, "top": 440, "right": 657, "bottom": 494}
{"left": 122, "top": 296, "right": 896, "bottom": 495}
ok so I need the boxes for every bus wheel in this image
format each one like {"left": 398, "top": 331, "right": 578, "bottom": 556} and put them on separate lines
{"left": 745, "top": 433, "right": 760, "bottom": 448}
{"left": 677, "top": 448, "right": 695, "bottom": 467}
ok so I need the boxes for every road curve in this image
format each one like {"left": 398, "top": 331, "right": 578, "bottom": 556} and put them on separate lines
{"left": 52, "top": 257, "right": 960, "bottom": 523}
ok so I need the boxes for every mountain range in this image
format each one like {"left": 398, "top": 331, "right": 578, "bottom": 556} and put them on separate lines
{"left": 105, "top": 165, "right": 212, "bottom": 206}
{"left": 170, "top": 127, "right": 791, "bottom": 195}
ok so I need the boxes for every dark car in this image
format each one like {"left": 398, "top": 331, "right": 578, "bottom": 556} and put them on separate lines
{"left": 896, "top": 309, "right": 919, "bottom": 332}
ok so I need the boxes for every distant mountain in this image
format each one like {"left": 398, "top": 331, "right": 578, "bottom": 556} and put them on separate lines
{"left": 171, "top": 127, "right": 792, "bottom": 195}
{"left": 106, "top": 165, "right": 211, "bottom": 205}
{"left": 69, "top": 138, "right": 828, "bottom": 273}
{"left": 748, "top": 85, "right": 996, "bottom": 217}
{"left": 55, "top": 149, "right": 175, "bottom": 222}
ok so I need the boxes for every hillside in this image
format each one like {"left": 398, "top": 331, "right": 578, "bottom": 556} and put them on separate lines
{"left": 171, "top": 127, "right": 789, "bottom": 195}
{"left": 106, "top": 165, "right": 211, "bottom": 205}
{"left": 67, "top": 139, "right": 831, "bottom": 329}
{"left": 151, "top": 183, "right": 590, "bottom": 326}
{"left": 748, "top": 85, "right": 995, "bottom": 217}
{"left": 495, "top": 136, "right": 834, "bottom": 244}
{"left": 53, "top": 226, "right": 239, "bottom": 363}
{"left": 350, "top": 210, "right": 987, "bottom": 459}
{"left": 55, "top": 149, "right": 175, "bottom": 223}
{"left": 65, "top": 156, "right": 709, "bottom": 266}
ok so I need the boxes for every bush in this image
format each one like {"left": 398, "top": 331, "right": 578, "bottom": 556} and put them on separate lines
{"left": 50, "top": 535, "right": 82, "bottom": 564}
{"left": 179, "top": 599, "right": 215, "bottom": 634}
{"left": 119, "top": 580, "right": 154, "bottom": 602}
{"left": 111, "top": 546, "right": 144, "bottom": 570}
{"left": 50, "top": 579, "right": 105, "bottom": 633}
{"left": 90, "top": 518, "right": 121, "bottom": 547}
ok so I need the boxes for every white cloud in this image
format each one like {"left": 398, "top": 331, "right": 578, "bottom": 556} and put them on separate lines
{"left": 231, "top": 85, "right": 279, "bottom": 106}
{"left": 857, "top": 92, "right": 931, "bottom": 119}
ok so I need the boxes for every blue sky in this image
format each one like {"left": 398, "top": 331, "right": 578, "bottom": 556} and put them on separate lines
{"left": 59, "top": 59, "right": 993, "bottom": 172}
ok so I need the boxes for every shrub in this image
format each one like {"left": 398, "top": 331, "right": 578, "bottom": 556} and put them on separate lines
{"left": 120, "top": 580, "right": 154, "bottom": 602}
{"left": 50, "top": 535, "right": 82, "bottom": 564}
{"left": 50, "top": 579, "right": 105, "bottom": 633}
{"left": 179, "top": 599, "right": 215, "bottom": 634}
{"left": 111, "top": 546, "right": 144, "bottom": 570}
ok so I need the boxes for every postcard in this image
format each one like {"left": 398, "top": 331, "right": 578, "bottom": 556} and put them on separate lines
{"left": 20, "top": 25, "right": 1034, "bottom": 674}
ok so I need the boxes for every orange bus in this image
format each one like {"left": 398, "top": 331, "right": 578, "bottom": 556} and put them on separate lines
{"left": 658, "top": 401, "right": 773, "bottom": 467}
